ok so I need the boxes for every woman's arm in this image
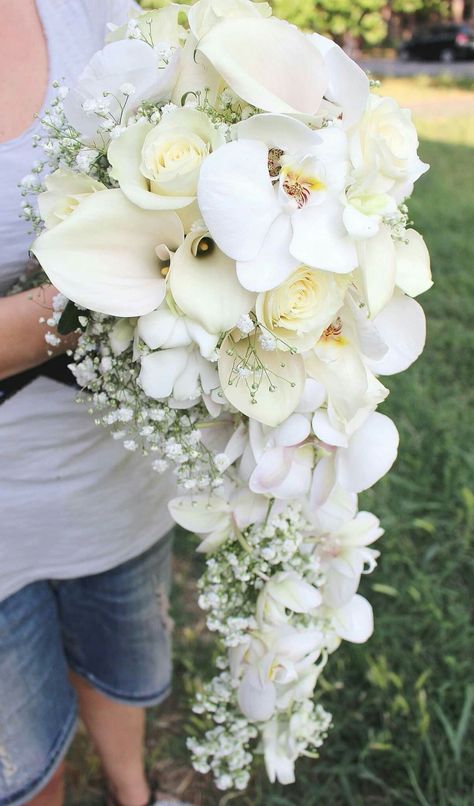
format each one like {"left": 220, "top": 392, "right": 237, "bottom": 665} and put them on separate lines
{"left": 0, "top": 285, "right": 72, "bottom": 381}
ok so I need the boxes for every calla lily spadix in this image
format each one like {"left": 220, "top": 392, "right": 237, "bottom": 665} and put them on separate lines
{"left": 32, "top": 189, "right": 184, "bottom": 317}
{"left": 197, "top": 16, "right": 327, "bottom": 115}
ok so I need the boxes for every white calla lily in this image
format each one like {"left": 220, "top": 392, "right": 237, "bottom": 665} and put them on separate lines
{"left": 169, "top": 227, "right": 255, "bottom": 333}
{"left": 32, "top": 189, "right": 183, "bottom": 317}
{"left": 197, "top": 16, "right": 327, "bottom": 114}
{"left": 309, "top": 33, "right": 370, "bottom": 129}
{"left": 356, "top": 225, "right": 397, "bottom": 319}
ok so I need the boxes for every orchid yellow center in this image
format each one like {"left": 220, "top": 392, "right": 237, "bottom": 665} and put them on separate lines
{"left": 321, "top": 317, "right": 347, "bottom": 346}
{"left": 281, "top": 164, "right": 326, "bottom": 208}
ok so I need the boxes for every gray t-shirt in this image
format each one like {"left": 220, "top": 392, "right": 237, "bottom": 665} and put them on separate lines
{"left": 0, "top": 0, "right": 175, "bottom": 601}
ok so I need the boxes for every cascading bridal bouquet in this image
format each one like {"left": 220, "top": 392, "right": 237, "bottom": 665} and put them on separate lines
{"left": 23, "top": 0, "right": 433, "bottom": 791}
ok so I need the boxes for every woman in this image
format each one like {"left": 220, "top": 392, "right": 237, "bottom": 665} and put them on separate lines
{"left": 0, "top": 2, "right": 180, "bottom": 805}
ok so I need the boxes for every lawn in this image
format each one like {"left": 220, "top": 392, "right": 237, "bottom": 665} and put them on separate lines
{"left": 65, "top": 80, "right": 474, "bottom": 805}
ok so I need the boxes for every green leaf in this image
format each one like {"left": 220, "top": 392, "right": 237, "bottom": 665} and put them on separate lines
{"left": 57, "top": 301, "right": 84, "bottom": 335}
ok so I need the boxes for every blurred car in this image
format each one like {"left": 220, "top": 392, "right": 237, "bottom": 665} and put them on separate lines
{"left": 398, "top": 24, "right": 474, "bottom": 62}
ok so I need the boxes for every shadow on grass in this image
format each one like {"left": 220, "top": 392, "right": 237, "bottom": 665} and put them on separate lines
{"left": 65, "top": 139, "right": 474, "bottom": 806}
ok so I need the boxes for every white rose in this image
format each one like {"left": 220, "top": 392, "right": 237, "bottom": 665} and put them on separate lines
{"left": 188, "top": 0, "right": 272, "bottom": 40}
{"left": 350, "top": 93, "right": 428, "bottom": 203}
{"left": 108, "top": 108, "right": 224, "bottom": 211}
{"left": 256, "top": 267, "right": 348, "bottom": 352}
{"left": 37, "top": 170, "right": 105, "bottom": 229}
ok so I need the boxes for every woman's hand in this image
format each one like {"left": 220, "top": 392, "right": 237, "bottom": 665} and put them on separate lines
{"left": 0, "top": 285, "right": 77, "bottom": 381}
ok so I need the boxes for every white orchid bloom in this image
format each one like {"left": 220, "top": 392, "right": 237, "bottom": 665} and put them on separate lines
{"left": 63, "top": 40, "right": 179, "bottom": 143}
{"left": 257, "top": 571, "right": 322, "bottom": 626}
{"left": 309, "top": 33, "right": 370, "bottom": 129}
{"left": 306, "top": 302, "right": 390, "bottom": 436}
{"left": 327, "top": 593, "right": 374, "bottom": 644}
{"left": 197, "top": 16, "right": 327, "bottom": 115}
{"left": 139, "top": 344, "right": 218, "bottom": 403}
{"left": 169, "top": 487, "right": 267, "bottom": 553}
{"left": 32, "top": 189, "right": 183, "bottom": 317}
{"left": 188, "top": 0, "right": 272, "bottom": 40}
{"left": 37, "top": 170, "right": 105, "bottom": 229}
{"left": 198, "top": 115, "right": 356, "bottom": 292}
{"left": 311, "top": 411, "right": 399, "bottom": 508}
{"left": 245, "top": 412, "right": 314, "bottom": 499}
{"left": 249, "top": 444, "right": 314, "bottom": 500}
{"left": 319, "top": 511, "right": 383, "bottom": 609}
{"left": 232, "top": 625, "right": 324, "bottom": 722}
{"left": 169, "top": 226, "right": 255, "bottom": 334}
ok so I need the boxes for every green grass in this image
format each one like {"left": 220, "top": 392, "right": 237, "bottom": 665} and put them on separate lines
{"left": 65, "top": 99, "right": 474, "bottom": 805}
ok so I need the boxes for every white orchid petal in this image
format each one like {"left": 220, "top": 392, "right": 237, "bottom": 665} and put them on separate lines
{"left": 296, "top": 378, "right": 327, "bottom": 413}
{"left": 139, "top": 348, "right": 189, "bottom": 400}
{"left": 310, "top": 454, "right": 337, "bottom": 510}
{"left": 169, "top": 495, "right": 230, "bottom": 534}
{"left": 198, "top": 139, "right": 280, "bottom": 261}
{"left": 312, "top": 410, "right": 348, "bottom": 448}
{"left": 236, "top": 112, "right": 322, "bottom": 153}
{"left": 290, "top": 203, "right": 358, "bottom": 274}
{"left": 356, "top": 225, "right": 397, "bottom": 319}
{"left": 310, "top": 33, "right": 369, "bottom": 129}
{"left": 238, "top": 668, "right": 277, "bottom": 722}
{"left": 32, "top": 190, "right": 183, "bottom": 317}
{"left": 237, "top": 214, "right": 300, "bottom": 292}
{"left": 198, "top": 17, "right": 327, "bottom": 114}
{"left": 337, "top": 412, "right": 399, "bottom": 493}
{"left": 395, "top": 229, "right": 433, "bottom": 297}
{"left": 332, "top": 594, "right": 374, "bottom": 643}
{"left": 274, "top": 413, "right": 311, "bottom": 447}
{"left": 138, "top": 308, "right": 191, "bottom": 350}
{"left": 367, "top": 291, "right": 426, "bottom": 375}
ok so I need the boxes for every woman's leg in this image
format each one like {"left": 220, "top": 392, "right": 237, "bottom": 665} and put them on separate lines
{"left": 26, "top": 762, "right": 65, "bottom": 806}
{"left": 70, "top": 671, "right": 150, "bottom": 806}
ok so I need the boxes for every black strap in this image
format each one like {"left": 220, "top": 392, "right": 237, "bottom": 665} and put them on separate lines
{"left": 0, "top": 354, "right": 78, "bottom": 406}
